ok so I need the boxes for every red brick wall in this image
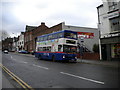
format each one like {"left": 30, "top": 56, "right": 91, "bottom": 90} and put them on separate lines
{"left": 77, "top": 52, "right": 100, "bottom": 60}
{"left": 32, "top": 22, "right": 49, "bottom": 51}
{"left": 45, "top": 23, "right": 63, "bottom": 34}
{"left": 24, "top": 31, "right": 33, "bottom": 52}
{"left": 33, "top": 22, "right": 49, "bottom": 37}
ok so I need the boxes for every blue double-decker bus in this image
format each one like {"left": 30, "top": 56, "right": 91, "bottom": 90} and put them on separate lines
{"left": 35, "top": 30, "right": 78, "bottom": 62}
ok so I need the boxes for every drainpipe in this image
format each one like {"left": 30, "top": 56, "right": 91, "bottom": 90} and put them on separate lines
{"left": 98, "top": 24, "right": 102, "bottom": 60}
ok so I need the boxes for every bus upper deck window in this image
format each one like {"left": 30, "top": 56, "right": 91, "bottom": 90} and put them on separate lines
{"left": 41, "top": 37, "right": 43, "bottom": 41}
{"left": 57, "top": 33, "right": 63, "bottom": 38}
{"left": 44, "top": 36, "right": 47, "bottom": 41}
{"left": 48, "top": 35, "right": 52, "bottom": 40}
{"left": 37, "top": 38, "right": 39, "bottom": 42}
{"left": 64, "top": 32, "right": 77, "bottom": 39}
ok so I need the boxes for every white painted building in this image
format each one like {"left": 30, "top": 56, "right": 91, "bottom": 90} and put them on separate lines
{"left": 12, "top": 37, "right": 18, "bottom": 51}
{"left": 17, "top": 32, "right": 24, "bottom": 51}
{"left": 97, "top": 0, "right": 120, "bottom": 60}
{"left": 62, "top": 22, "right": 99, "bottom": 52}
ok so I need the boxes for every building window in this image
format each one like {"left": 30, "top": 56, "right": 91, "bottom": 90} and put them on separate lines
{"left": 110, "top": 17, "right": 120, "bottom": 32}
{"left": 24, "top": 37, "right": 26, "bottom": 42}
{"left": 30, "top": 34, "right": 32, "bottom": 41}
{"left": 30, "top": 44, "right": 32, "bottom": 50}
{"left": 108, "top": 2, "right": 118, "bottom": 11}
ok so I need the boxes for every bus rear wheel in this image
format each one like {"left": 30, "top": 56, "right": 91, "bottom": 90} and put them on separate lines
{"left": 38, "top": 55, "right": 42, "bottom": 60}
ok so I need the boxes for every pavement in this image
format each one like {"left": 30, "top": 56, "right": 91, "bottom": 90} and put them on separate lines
{"left": 0, "top": 51, "right": 15, "bottom": 89}
{"left": 0, "top": 71, "right": 15, "bottom": 89}
{"left": 2, "top": 73, "right": 15, "bottom": 88}
{"left": 77, "top": 59, "right": 120, "bottom": 68}
{"left": 14, "top": 52, "right": 120, "bottom": 68}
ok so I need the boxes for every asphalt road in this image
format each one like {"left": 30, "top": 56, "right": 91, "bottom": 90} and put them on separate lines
{"left": 2, "top": 52, "right": 119, "bottom": 88}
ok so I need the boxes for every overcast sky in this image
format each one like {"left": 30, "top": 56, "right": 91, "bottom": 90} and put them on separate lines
{"left": 0, "top": 0, "right": 102, "bottom": 38}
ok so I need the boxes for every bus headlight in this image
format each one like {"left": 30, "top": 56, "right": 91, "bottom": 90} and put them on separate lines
{"left": 63, "top": 55, "right": 65, "bottom": 58}
{"left": 75, "top": 56, "right": 77, "bottom": 59}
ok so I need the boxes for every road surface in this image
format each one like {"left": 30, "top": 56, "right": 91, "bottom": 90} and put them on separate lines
{"left": 2, "top": 52, "right": 119, "bottom": 88}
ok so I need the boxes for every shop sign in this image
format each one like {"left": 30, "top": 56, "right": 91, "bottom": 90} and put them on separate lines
{"left": 101, "top": 33, "right": 120, "bottom": 38}
{"left": 103, "top": 11, "right": 119, "bottom": 19}
{"left": 77, "top": 32, "right": 94, "bottom": 39}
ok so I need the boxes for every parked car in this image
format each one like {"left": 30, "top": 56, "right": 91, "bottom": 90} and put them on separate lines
{"left": 31, "top": 51, "right": 35, "bottom": 55}
{"left": 4, "top": 50, "right": 8, "bottom": 54}
{"left": 18, "top": 50, "right": 28, "bottom": 54}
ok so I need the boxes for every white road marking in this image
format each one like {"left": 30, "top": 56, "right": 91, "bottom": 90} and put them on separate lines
{"left": 11, "top": 56, "right": 13, "bottom": 59}
{"left": 60, "top": 72, "right": 105, "bottom": 85}
{"left": 22, "top": 61, "right": 28, "bottom": 64}
{"left": 12, "top": 59, "right": 16, "bottom": 61}
{"left": 33, "top": 64, "right": 49, "bottom": 70}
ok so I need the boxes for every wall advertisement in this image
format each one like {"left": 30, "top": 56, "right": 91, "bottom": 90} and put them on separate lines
{"left": 77, "top": 32, "right": 94, "bottom": 39}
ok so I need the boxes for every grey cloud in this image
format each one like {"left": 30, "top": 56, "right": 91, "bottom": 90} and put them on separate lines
{"left": 1, "top": 0, "right": 102, "bottom": 37}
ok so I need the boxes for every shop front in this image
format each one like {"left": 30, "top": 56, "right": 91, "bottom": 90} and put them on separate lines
{"left": 101, "top": 35, "right": 120, "bottom": 61}
{"left": 111, "top": 43, "right": 120, "bottom": 59}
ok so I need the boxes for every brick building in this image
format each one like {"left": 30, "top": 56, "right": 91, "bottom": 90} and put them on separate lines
{"left": 12, "top": 37, "right": 18, "bottom": 51}
{"left": 32, "top": 22, "right": 49, "bottom": 51}
{"left": 2, "top": 37, "right": 13, "bottom": 51}
{"left": 24, "top": 25, "right": 37, "bottom": 52}
{"left": 24, "top": 22, "right": 63, "bottom": 53}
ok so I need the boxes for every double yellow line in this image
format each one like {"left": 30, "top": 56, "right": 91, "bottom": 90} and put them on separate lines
{"left": 0, "top": 63, "right": 34, "bottom": 90}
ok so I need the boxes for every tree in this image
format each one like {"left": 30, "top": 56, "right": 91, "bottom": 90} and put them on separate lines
{"left": 1, "top": 30, "right": 10, "bottom": 40}
{"left": 93, "top": 44, "right": 99, "bottom": 53}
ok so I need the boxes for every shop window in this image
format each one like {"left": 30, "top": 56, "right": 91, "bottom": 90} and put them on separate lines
{"left": 111, "top": 44, "right": 120, "bottom": 58}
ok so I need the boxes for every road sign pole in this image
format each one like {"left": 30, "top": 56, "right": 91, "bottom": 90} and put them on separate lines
{"left": 80, "top": 37, "right": 84, "bottom": 62}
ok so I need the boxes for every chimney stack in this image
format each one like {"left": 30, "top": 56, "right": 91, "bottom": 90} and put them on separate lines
{"left": 41, "top": 22, "right": 45, "bottom": 25}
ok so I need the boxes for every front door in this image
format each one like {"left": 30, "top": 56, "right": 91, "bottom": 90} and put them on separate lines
{"left": 101, "top": 44, "right": 107, "bottom": 60}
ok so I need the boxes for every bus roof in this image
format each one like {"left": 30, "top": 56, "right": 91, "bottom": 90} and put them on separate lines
{"left": 37, "top": 30, "right": 77, "bottom": 38}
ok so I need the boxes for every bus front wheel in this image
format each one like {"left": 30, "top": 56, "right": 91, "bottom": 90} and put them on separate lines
{"left": 52, "top": 56, "right": 55, "bottom": 62}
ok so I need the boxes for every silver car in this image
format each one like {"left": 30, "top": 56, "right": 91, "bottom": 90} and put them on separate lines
{"left": 4, "top": 50, "right": 8, "bottom": 54}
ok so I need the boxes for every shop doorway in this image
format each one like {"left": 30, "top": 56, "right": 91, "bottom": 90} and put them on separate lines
{"left": 101, "top": 44, "right": 107, "bottom": 60}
